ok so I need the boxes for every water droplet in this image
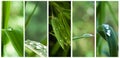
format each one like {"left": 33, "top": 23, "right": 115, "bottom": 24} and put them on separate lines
{"left": 43, "top": 46, "right": 46, "bottom": 49}
{"left": 35, "top": 46, "right": 41, "bottom": 50}
{"left": 83, "top": 34, "right": 93, "bottom": 37}
{"left": 106, "top": 30, "right": 111, "bottom": 36}
{"left": 103, "top": 24, "right": 109, "bottom": 29}
{"left": 7, "top": 27, "right": 13, "bottom": 31}
{"left": 35, "top": 43, "right": 40, "bottom": 46}
{"left": 29, "top": 42, "right": 34, "bottom": 45}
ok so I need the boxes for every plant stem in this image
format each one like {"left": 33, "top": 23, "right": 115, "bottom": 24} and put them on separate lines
{"left": 25, "top": 2, "right": 38, "bottom": 28}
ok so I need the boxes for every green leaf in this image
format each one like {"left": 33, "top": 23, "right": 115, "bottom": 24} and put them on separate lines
{"left": 2, "top": 1, "right": 24, "bottom": 56}
{"left": 73, "top": 33, "right": 93, "bottom": 40}
{"left": 2, "top": 1, "right": 11, "bottom": 29}
{"left": 25, "top": 40, "right": 47, "bottom": 57}
{"left": 3, "top": 27, "right": 23, "bottom": 56}
{"left": 97, "top": 24, "right": 118, "bottom": 56}
{"left": 97, "top": 2, "right": 106, "bottom": 25}
{"left": 51, "top": 17, "right": 70, "bottom": 50}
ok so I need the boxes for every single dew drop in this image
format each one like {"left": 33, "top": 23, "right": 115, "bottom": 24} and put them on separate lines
{"left": 43, "top": 46, "right": 47, "bottom": 49}
{"left": 103, "top": 24, "right": 109, "bottom": 29}
{"left": 35, "top": 46, "right": 41, "bottom": 50}
{"left": 35, "top": 43, "right": 40, "bottom": 46}
{"left": 7, "top": 27, "right": 13, "bottom": 31}
{"left": 82, "top": 34, "right": 93, "bottom": 37}
{"left": 106, "top": 30, "right": 111, "bottom": 36}
{"left": 29, "top": 42, "right": 34, "bottom": 45}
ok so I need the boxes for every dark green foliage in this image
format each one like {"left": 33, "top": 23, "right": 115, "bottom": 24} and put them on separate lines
{"left": 49, "top": 1, "right": 71, "bottom": 56}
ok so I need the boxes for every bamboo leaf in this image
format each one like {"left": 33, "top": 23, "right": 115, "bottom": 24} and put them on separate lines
{"left": 2, "top": 1, "right": 10, "bottom": 29}
{"left": 25, "top": 40, "right": 47, "bottom": 57}
{"left": 3, "top": 27, "right": 23, "bottom": 56}
{"left": 73, "top": 33, "right": 93, "bottom": 40}
{"left": 51, "top": 17, "right": 70, "bottom": 50}
{"left": 97, "top": 24, "right": 118, "bottom": 56}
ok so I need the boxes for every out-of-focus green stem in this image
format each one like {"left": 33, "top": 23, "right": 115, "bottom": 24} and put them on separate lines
{"left": 25, "top": 2, "right": 38, "bottom": 28}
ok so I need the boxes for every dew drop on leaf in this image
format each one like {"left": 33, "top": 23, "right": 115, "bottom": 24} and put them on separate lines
{"left": 7, "top": 27, "right": 13, "bottom": 31}
{"left": 106, "top": 30, "right": 111, "bottom": 36}
{"left": 103, "top": 24, "right": 111, "bottom": 36}
{"left": 29, "top": 42, "right": 34, "bottom": 45}
{"left": 103, "top": 24, "right": 109, "bottom": 29}
{"left": 35, "top": 46, "right": 41, "bottom": 50}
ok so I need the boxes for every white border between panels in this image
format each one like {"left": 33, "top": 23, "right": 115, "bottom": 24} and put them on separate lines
{"left": 118, "top": 0, "right": 120, "bottom": 57}
{"left": 0, "top": 0, "right": 2, "bottom": 57}
{"left": 47, "top": 0, "right": 49, "bottom": 58}
{"left": 71, "top": 0, "right": 73, "bottom": 57}
{"left": 23, "top": 0, "right": 25, "bottom": 57}
{"left": 95, "top": 0, "right": 96, "bottom": 57}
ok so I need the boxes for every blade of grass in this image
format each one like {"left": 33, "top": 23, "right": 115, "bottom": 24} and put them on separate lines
{"left": 25, "top": 2, "right": 38, "bottom": 28}
{"left": 97, "top": 24, "right": 118, "bottom": 56}
{"left": 3, "top": 29, "right": 23, "bottom": 56}
{"left": 51, "top": 42, "right": 60, "bottom": 55}
{"left": 2, "top": 1, "right": 11, "bottom": 56}
{"left": 2, "top": 1, "right": 10, "bottom": 29}
{"left": 73, "top": 33, "right": 93, "bottom": 40}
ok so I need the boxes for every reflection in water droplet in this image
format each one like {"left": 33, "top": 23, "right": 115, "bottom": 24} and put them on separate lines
{"left": 106, "top": 30, "right": 111, "bottom": 36}
{"left": 29, "top": 42, "right": 34, "bottom": 45}
{"left": 103, "top": 24, "right": 109, "bottom": 29}
{"left": 43, "top": 46, "right": 46, "bottom": 49}
{"left": 83, "top": 34, "right": 93, "bottom": 37}
{"left": 35, "top": 43, "right": 40, "bottom": 46}
{"left": 7, "top": 27, "right": 13, "bottom": 31}
{"left": 35, "top": 46, "right": 41, "bottom": 50}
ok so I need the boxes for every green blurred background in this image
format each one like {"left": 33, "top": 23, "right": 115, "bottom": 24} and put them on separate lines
{"left": 25, "top": 1, "right": 47, "bottom": 44}
{"left": 96, "top": 1, "right": 118, "bottom": 57}
{"left": 72, "top": 1, "right": 94, "bottom": 57}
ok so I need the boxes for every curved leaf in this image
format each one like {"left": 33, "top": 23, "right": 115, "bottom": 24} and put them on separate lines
{"left": 97, "top": 24, "right": 118, "bottom": 56}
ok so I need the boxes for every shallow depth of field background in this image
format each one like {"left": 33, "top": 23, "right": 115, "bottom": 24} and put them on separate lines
{"left": 72, "top": 1, "right": 94, "bottom": 57}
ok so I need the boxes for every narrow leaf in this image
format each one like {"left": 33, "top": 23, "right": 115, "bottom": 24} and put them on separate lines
{"left": 97, "top": 24, "right": 118, "bottom": 56}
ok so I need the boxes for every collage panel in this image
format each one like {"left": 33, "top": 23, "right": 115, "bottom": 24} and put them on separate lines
{"left": 0, "top": 0, "right": 119, "bottom": 58}
{"left": 1, "top": 1, "right": 24, "bottom": 57}
{"left": 49, "top": 1, "right": 71, "bottom": 57}
{"left": 72, "top": 1, "right": 95, "bottom": 57}
{"left": 96, "top": 1, "right": 118, "bottom": 57}
{"left": 25, "top": 1, "right": 47, "bottom": 57}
